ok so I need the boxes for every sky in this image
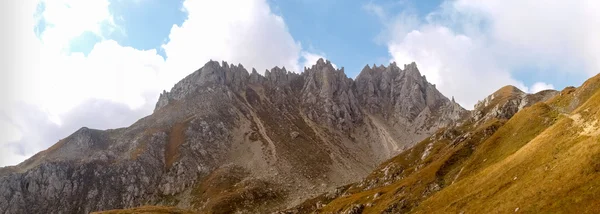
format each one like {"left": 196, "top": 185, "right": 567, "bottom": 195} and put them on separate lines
{"left": 0, "top": 0, "right": 598, "bottom": 167}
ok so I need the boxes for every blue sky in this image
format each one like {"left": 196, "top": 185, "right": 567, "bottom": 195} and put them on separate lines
{"left": 270, "top": 0, "right": 444, "bottom": 75}
{"left": 1, "top": 0, "right": 599, "bottom": 166}
{"left": 107, "top": 0, "right": 187, "bottom": 57}
{"left": 64, "top": 0, "right": 187, "bottom": 57}
{"left": 71, "top": 0, "right": 446, "bottom": 77}
{"left": 58, "top": 0, "right": 586, "bottom": 89}
{"left": 56, "top": 0, "right": 445, "bottom": 76}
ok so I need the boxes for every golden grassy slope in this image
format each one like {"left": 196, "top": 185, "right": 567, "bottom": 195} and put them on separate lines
{"left": 416, "top": 82, "right": 600, "bottom": 213}
{"left": 316, "top": 116, "right": 506, "bottom": 213}
{"left": 316, "top": 74, "right": 600, "bottom": 213}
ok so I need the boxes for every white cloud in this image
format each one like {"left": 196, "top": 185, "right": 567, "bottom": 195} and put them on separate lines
{"left": 0, "top": 120, "right": 22, "bottom": 144}
{"left": 452, "top": 0, "right": 600, "bottom": 74}
{"left": 363, "top": 2, "right": 386, "bottom": 21}
{"left": 387, "top": 25, "right": 526, "bottom": 109}
{"left": 371, "top": 0, "right": 600, "bottom": 109}
{"left": 0, "top": 147, "right": 29, "bottom": 168}
{"left": 39, "top": 0, "right": 117, "bottom": 52}
{"left": 0, "top": 0, "right": 161, "bottom": 165}
{"left": 528, "top": 82, "right": 555, "bottom": 94}
{"left": 160, "top": 0, "right": 304, "bottom": 89}
{"left": 0, "top": 0, "right": 327, "bottom": 167}
{"left": 27, "top": 41, "right": 165, "bottom": 119}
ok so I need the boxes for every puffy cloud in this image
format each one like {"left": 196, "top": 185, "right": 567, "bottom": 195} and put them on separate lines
{"left": 528, "top": 82, "right": 555, "bottom": 94}
{"left": 371, "top": 0, "right": 600, "bottom": 109}
{"left": 28, "top": 41, "right": 164, "bottom": 119}
{"left": 160, "top": 0, "right": 303, "bottom": 89}
{"left": 452, "top": 0, "right": 600, "bottom": 74}
{"left": 387, "top": 25, "right": 526, "bottom": 109}
{"left": 0, "top": 0, "right": 327, "bottom": 166}
{"left": 0, "top": 1, "right": 180, "bottom": 166}
{"left": 38, "top": 0, "right": 118, "bottom": 52}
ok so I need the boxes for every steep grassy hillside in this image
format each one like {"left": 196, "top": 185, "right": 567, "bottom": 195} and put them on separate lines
{"left": 290, "top": 74, "right": 600, "bottom": 214}
{"left": 415, "top": 75, "right": 600, "bottom": 213}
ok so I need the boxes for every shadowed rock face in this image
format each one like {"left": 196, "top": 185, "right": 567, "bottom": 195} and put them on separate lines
{"left": 0, "top": 58, "right": 466, "bottom": 214}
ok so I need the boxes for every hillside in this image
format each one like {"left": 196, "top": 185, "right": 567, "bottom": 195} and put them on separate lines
{"left": 5, "top": 58, "right": 595, "bottom": 214}
{"left": 0, "top": 59, "right": 465, "bottom": 214}
{"left": 287, "top": 75, "right": 600, "bottom": 213}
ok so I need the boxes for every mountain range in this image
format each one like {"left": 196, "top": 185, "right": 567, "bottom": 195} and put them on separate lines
{"left": 1, "top": 58, "right": 599, "bottom": 214}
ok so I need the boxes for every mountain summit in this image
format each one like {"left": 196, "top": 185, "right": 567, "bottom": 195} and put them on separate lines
{"left": 0, "top": 59, "right": 465, "bottom": 213}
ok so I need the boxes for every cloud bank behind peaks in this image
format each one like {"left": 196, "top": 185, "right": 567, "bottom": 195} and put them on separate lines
{"left": 369, "top": 0, "right": 597, "bottom": 109}
{"left": 160, "top": 0, "right": 302, "bottom": 87}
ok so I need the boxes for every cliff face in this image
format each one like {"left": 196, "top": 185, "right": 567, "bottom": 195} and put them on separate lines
{"left": 0, "top": 59, "right": 466, "bottom": 214}
{"left": 355, "top": 62, "right": 466, "bottom": 158}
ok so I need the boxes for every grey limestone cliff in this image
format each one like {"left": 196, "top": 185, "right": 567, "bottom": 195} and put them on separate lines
{"left": 0, "top": 58, "right": 467, "bottom": 214}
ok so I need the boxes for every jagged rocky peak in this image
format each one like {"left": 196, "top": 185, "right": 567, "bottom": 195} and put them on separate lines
{"left": 354, "top": 62, "right": 401, "bottom": 116}
{"left": 355, "top": 61, "right": 464, "bottom": 122}
{"left": 302, "top": 58, "right": 351, "bottom": 96}
{"left": 156, "top": 60, "right": 308, "bottom": 112}
{"left": 186, "top": 60, "right": 249, "bottom": 88}
{"left": 300, "top": 58, "right": 362, "bottom": 131}
{"left": 264, "top": 66, "right": 301, "bottom": 87}
{"left": 472, "top": 85, "right": 559, "bottom": 122}
{"left": 403, "top": 61, "right": 423, "bottom": 79}
{"left": 304, "top": 58, "right": 337, "bottom": 71}
{"left": 155, "top": 60, "right": 251, "bottom": 112}
{"left": 152, "top": 59, "right": 467, "bottom": 138}
{"left": 1, "top": 58, "right": 477, "bottom": 214}
{"left": 249, "top": 67, "right": 261, "bottom": 83}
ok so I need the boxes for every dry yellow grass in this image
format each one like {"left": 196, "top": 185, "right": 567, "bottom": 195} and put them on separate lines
{"left": 318, "top": 118, "right": 504, "bottom": 213}
{"left": 416, "top": 109, "right": 600, "bottom": 213}
{"left": 414, "top": 76, "right": 600, "bottom": 213}
{"left": 318, "top": 74, "right": 600, "bottom": 213}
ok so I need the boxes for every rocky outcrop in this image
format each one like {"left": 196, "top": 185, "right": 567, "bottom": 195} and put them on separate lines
{"left": 0, "top": 59, "right": 467, "bottom": 214}
{"left": 301, "top": 59, "right": 362, "bottom": 131}
{"left": 472, "top": 85, "right": 559, "bottom": 122}
{"left": 355, "top": 62, "right": 466, "bottom": 149}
